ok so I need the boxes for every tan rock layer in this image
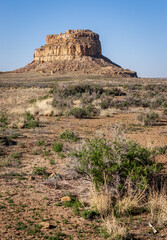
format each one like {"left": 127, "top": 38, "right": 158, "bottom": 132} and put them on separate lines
{"left": 34, "top": 30, "right": 101, "bottom": 62}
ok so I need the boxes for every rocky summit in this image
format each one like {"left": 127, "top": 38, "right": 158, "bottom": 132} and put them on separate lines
{"left": 15, "top": 29, "right": 137, "bottom": 77}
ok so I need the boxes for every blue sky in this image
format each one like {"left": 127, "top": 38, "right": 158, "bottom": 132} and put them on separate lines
{"left": 0, "top": 0, "right": 167, "bottom": 78}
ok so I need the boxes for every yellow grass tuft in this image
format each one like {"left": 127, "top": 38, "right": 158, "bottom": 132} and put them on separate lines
{"left": 103, "top": 214, "right": 127, "bottom": 240}
{"left": 90, "top": 185, "right": 112, "bottom": 218}
{"left": 117, "top": 188, "right": 146, "bottom": 215}
{"left": 148, "top": 185, "right": 167, "bottom": 225}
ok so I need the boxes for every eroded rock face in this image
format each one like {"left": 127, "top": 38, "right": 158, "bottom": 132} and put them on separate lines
{"left": 34, "top": 30, "right": 101, "bottom": 62}
{"left": 15, "top": 29, "right": 137, "bottom": 77}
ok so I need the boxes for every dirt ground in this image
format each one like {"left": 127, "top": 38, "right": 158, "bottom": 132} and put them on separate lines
{"left": 0, "top": 72, "right": 167, "bottom": 239}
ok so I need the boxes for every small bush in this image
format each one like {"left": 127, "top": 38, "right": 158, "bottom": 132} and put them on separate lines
{"left": 49, "top": 159, "right": 55, "bottom": 165}
{"left": 137, "top": 112, "right": 159, "bottom": 126}
{"left": 11, "top": 152, "right": 22, "bottom": 159}
{"left": 60, "top": 130, "right": 78, "bottom": 142}
{"left": 38, "top": 95, "right": 49, "bottom": 101}
{"left": 52, "top": 142, "right": 63, "bottom": 153}
{"left": 81, "top": 209, "right": 100, "bottom": 219}
{"left": 68, "top": 104, "right": 99, "bottom": 118}
{"left": 23, "top": 112, "right": 39, "bottom": 129}
{"left": 37, "top": 139, "right": 45, "bottom": 146}
{"left": 0, "top": 112, "right": 8, "bottom": 128}
{"left": 33, "top": 167, "right": 47, "bottom": 176}
{"left": 29, "top": 98, "right": 37, "bottom": 104}
{"left": 100, "top": 97, "right": 113, "bottom": 109}
{"left": 68, "top": 107, "right": 89, "bottom": 118}
{"left": 81, "top": 92, "right": 97, "bottom": 106}
{"left": 43, "top": 150, "right": 51, "bottom": 157}
{"left": 151, "top": 96, "right": 166, "bottom": 109}
{"left": 113, "top": 100, "right": 129, "bottom": 110}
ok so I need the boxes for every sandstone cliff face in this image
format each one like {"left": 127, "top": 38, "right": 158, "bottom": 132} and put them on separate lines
{"left": 34, "top": 30, "right": 101, "bottom": 62}
{"left": 15, "top": 29, "right": 137, "bottom": 77}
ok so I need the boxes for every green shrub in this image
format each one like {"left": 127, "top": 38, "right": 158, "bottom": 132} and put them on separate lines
{"left": 29, "top": 98, "right": 37, "bottom": 104}
{"left": 52, "top": 142, "right": 63, "bottom": 152}
{"left": 11, "top": 152, "right": 21, "bottom": 159}
{"left": 37, "top": 139, "right": 45, "bottom": 146}
{"left": 81, "top": 209, "right": 100, "bottom": 219}
{"left": 151, "top": 97, "right": 166, "bottom": 109}
{"left": 137, "top": 112, "right": 159, "bottom": 126}
{"left": 23, "top": 112, "right": 39, "bottom": 129}
{"left": 38, "top": 95, "right": 49, "bottom": 101}
{"left": 100, "top": 97, "right": 112, "bottom": 109}
{"left": 0, "top": 112, "right": 8, "bottom": 128}
{"left": 60, "top": 130, "right": 78, "bottom": 142}
{"left": 43, "top": 150, "right": 51, "bottom": 157}
{"left": 49, "top": 159, "right": 55, "bottom": 165}
{"left": 68, "top": 105, "right": 99, "bottom": 119}
{"left": 68, "top": 107, "right": 88, "bottom": 118}
{"left": 63, "top": 195, "right": 83, "bottom": 215}
{"left": 72, "top": 137, "right": 162, "bottom": 192}
{"left": 33, "top": 167, "right": 47, "bottom": 176}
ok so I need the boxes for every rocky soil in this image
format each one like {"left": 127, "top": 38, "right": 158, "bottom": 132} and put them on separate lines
{"left": 0, "top": 72, "right": 167, "bottom": 239}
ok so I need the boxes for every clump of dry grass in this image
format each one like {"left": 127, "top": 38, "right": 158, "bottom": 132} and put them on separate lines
{"left": 148, "top": 184, "right": 167, "bottom": 225}
{"left": 90, "top": 185, "right": 112, "bottom": 218}
{"left": 103, "top": 214, "right": 127, "bottom": 240}
{"left": 116, "top": 188, "right": 146, "bottom": 216}
{"left": 0, "top": 156, "right": 10, "bottom": 167}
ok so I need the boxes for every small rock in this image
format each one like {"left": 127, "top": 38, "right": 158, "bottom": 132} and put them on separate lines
{"left": 29, "top": 176, "right": 35, "bottom": 181}
{"left": 61, "top": 196, "right": 71, "bottom": 202}
{"left": 40, "top": 222, "right": 50, "bottom": 229}
{"left": 17, "top": 121, "right": 25, "bottom": 129}
{"left": 49, "top": 173, "right": 55, "bottom": 178}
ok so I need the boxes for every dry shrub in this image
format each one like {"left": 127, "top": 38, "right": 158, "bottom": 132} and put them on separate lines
{"left": 148, "top": 184, "right": 167, "bottom": 225}
{"left": 103, "top": 214, "right": 127, "bottom": 240}
{"left": 90, "top": 185, "right": 112, "bottom": 218}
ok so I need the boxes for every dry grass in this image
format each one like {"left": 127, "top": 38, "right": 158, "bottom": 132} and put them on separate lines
{"left": 148, "top": 184, "right": 167, "bottom": 225}
{"left": 90, "top": 185, "right": 112, "bottom": 218}
{"left": 0, "top": 156, "right": 10, "bottom": 167}
{"left": 103, "top": 214, "right": 127, "bottom": 240}
{"left": 116, "top": 188, "right": 146, "bottom": 215}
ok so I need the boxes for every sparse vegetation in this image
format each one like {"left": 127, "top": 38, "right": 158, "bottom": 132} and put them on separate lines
{"left": 1, "top": 75, "right": 167, "bottom": 239}
{"left": 60, "top": 130, "right": 78, "bottom": 142}
{"left": 23, "top": 111, "right": 39, "bottom": 129}
{"left": 137, "top": 112, "right": 160, "bottom": 126}
{"left": 33, "top": 167, "right": 48, "bottom": 176}
{"left": 37, "top": 139, "right": 45, "bottom": 146}
{"left": 102, "top": 215, "right": 127, "bottom": 240}
{"left": 0, "top": 112, "right": 8, "bottom": 128}
{"left": 52, "top": 142, "right": 63, "bottom": 152}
